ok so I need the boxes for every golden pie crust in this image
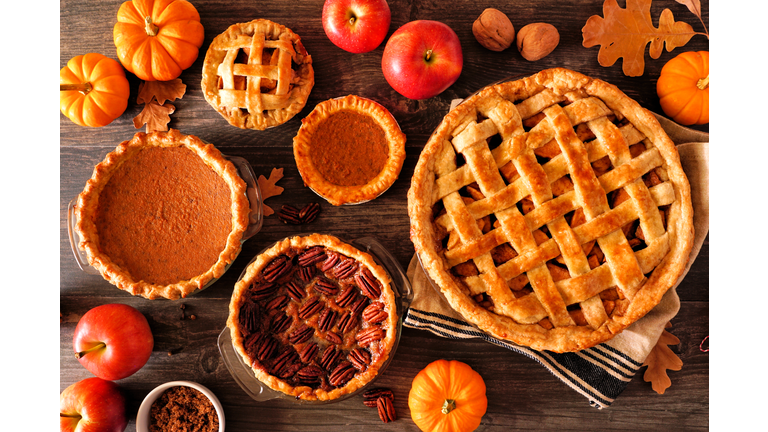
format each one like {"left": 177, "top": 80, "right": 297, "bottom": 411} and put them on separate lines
{"left": 75, "top": 129, "right": 250, "bottom": 300}
{"left": 293, "top": 95, "right": 406, "bottom": 205}
{"left": 227, "top": 234, "right": 398, "bottom": 401}
{"left": 201, "top": 19, "right": 314, "bottom": 130}
{"left": 408, "top": 68, "right": 694, "bottom": 352}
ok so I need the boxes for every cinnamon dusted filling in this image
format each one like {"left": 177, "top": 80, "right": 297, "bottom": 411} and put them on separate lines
{"left": 308, "top": 110, "right": 389, "bottom": 187}
{"left": 95, "top": 146, "right": 232, "bottom": 285}
{"left": 149, "top": 386, "right": 219, "bottom": 432}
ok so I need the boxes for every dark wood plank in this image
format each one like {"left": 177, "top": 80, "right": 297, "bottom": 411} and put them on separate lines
{"left": 60, "top": 1, "right": 709, "bottom": 430}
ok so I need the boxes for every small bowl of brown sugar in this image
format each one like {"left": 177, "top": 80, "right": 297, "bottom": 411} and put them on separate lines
{"left": 137, "top": 381, "right": 224, "bottom": 432}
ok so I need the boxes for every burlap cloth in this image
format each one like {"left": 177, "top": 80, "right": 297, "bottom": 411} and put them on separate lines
{"left": 404, "top": 111, "right": 708, "bottom": 408}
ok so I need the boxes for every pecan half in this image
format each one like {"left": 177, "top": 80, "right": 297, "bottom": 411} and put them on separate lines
{"left": 299, "top": 202, "right": 321, "bottom": 223}
{"left": 333, "top": 258, "right": 359, "bottom": 279}
{"left": 288, "top": 324, "right": 314, "bottom": 345}
{"left": 298, "top": 266, "right": 316, "bottom": 282}
{"left": 350, "top": 296, "right": 369, "bottom": 316}
{"left": 239, "top": 301, "right": 261, "bottom": 333}
{"left": 296, "top": 364, "right": 324, "bottom": 382}
{"left": 250, "top": 281, "right": 278, "bottom": 300}
{"left": 377, "top": 395, "right": 397, "bottom": 423}
{"left": 319, "top": 346, "right": 342, "bottom": 371}
{"left": 270, "top": 347, "right": 299, "bottom": 376}
{"left": 329, "top": 361, "right": 356, "bottom": 387}
{"left": 298, "top": 246, "right": 326, "bottom": 267}
{"left": 348, "top": 348, "right": 371, "bottom": 370}
{"left": 318, "top": 308, "right": 338, "bottom": 332}
{"left": 265, "top": 294, "right": 289, "bottom": 311}
{"left": 355, "top": 267, "right": 382, "bottom": 299}
{"left": 320, "top": 252, "right": 340, "bottom": 271}
{"left": 363, "top": 388, "right": 394, "bottom": 403}
{"left": 356, "top": 326, "right": 385, "bottom": 346}
{"left": 335, "top": 286, "right": 358, "bottom": 308}
{"left": 285, "top": 280, "right": 306, "bottom": 301}
{"left": 278, "top": 360, "right": 303, "bottom": 379}
{"left": 298, "top": 296, "right": 323, "bottom": 319}
{"left": 337, "top": 312, "right": 359, "bottom": 334}
{"left": 270, "top": 312, "right": 292, "bottom": 334}
{"left": 263, "top": 255, "right": 293, "bottom": 282}
{"left": 324, "top": 331, "right": 342, "bottom": 345}
{"left": 278, "top": 205, "right": 302, "bottom": 224}
{"left": 314, "top": 277, "right": 339, "bottom": 296}
{"left": 299, "top": 342, "right": 319, "bottom": 363}
{"left": 362, "top": 302, "right": 388, "bottom": 324}
{"left": 253, "top": 334, "right": 278, "bottom": 362}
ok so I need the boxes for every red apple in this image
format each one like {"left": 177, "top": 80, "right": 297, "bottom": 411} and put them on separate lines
{"left": 60, "top": 377, "right": 127, "bottom": 432}
{"left": 322, "top": 0, "right": 391, "bottom": 53}
{"left": 74, "top": 303, "right": 153, "bottom": 381}
{"left": 381, "top": 20, "right": 463, "bottom": 100}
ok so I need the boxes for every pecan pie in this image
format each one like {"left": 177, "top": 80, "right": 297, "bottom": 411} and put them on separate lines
{"left": 75, "top": 130, "right": 250, "bottom": 300}
{"left": 201, "top": 19, "right": 314, "bottom": 130}
{"left": 408, "top": 68, "right": 694, "bottom": 352}
{"left": 293, "top": 95, "right": 406, "bottom": 205}
{"left": 227, "top": 234, "right": 398, "bottom": 401}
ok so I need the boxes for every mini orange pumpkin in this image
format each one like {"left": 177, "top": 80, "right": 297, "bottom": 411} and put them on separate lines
{"left": 657, "top": 51, "right": 709, "bottom": 126}
{"left": 60, "top": 53, "right": 130, "bottom": 127}
{"left": 113, "top": 0, "right": 205, "bottom": 81}
{"left": 408, "top": 359, "right": 487, "bottom": 432}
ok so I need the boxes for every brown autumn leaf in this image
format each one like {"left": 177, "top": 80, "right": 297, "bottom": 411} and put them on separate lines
{"left": 582, "top": 0, "right": 695, "bottom": 76}
{"left": 675, "top": 0, "right": 701, "bottom": 18}
{"left": 133, "top": 100, "right": 175, "bottom": 133}
{"left": 257, "top": 168, "right": 285, "bottom": 217}
{"left": 137, "top": 79, "right": 186, "bottom": 105}
{"left": 642, "top": 322, "right": 683, "bottom": 394}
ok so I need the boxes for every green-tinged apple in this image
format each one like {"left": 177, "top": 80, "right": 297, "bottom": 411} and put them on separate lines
{"left": 381, "top": 20, "right": 463, "bottom": 100}
{"left": 60, "top": 377, "right": 127, "bottom": 432}
{"left": 74, "top": 303, "right": 153, "bottom": 381}
{"left": 322, "top": 0, "right": 391, "bottom": 53}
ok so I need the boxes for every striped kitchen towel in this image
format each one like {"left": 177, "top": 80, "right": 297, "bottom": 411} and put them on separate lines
{"left": 403, "top": 256, "right": 680, "bottom": 409}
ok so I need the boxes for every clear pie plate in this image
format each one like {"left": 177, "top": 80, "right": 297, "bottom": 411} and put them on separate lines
{"left": 66, "top": 154, "right": 264, "bottom": 293}
{"left": 217, "top": 235, "right": 413, "bottom": 403}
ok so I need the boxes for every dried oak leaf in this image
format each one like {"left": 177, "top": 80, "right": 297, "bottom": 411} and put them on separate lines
{"left": 642, "top": 322, "right": 683, "bottom": 394}
{"left": 257, "top": 168, "right": 285, "bottom": 217}
{"left": 582, "top": 0, "right": 695, "bottom": 76}
{"left": 137, "top": 79, "right": 186, "bottom": 105}
{"left": 133, "top": 100, "right": 175, "bottom": 133}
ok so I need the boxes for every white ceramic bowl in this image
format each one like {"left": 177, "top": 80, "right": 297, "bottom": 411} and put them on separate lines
{"left": 136, "top": 381, "right": 225, "bottom": 432}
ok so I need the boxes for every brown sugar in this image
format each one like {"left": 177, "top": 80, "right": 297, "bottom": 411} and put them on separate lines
{"left": 149, "top": 386, "right": 220, "bottom": 432}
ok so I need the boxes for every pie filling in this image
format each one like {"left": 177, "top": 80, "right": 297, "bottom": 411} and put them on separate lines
{"left": 96, "top": 146, "right": 232, "bottom": 285}
{"left": 235, "top": 242, "right": 394, "bottom": 396}
{"left": 309, "top": 110, "right": 389, "bottom": 186}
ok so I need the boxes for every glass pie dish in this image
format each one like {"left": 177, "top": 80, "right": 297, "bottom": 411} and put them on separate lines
{"left": 218, "top": 235, "right": 413, "bottom": 403}
{"left": 67, "top": 154, "right": 263, "bottom": 294}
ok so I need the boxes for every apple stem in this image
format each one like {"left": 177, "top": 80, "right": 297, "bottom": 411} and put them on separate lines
{"left": 60, "top": 413, "right": 82, "bottom": 420}
{"left": 75, "top": 342, "right": 106, "bottom": 359}
{"left": 425, "top": 49, "right": 433, "bottom": 62}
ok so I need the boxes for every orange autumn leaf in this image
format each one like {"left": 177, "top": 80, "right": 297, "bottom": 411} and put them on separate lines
{"left": 582, "top": 0, "right": 695, "bottom": 76}
{"left": 137, "top": 79, "right": 187, "bottom": 105}
{"left": 642, "top": 322, "right": 683, "bottom": 394}
{"left": 133, "top": 100, "right": 175, "bottom": 132}
{"left": 257, "top": 168, "right": 285, "bottom": 217}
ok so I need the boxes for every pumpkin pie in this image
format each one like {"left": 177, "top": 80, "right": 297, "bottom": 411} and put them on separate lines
{"left": 227, "top": 234, "right": 399, "bottom": 401}
{"left": 408, "top": 68, "right": 694, "bottom": 352}
{"left": 75, "top": 129, "right": 250, "bottom": 300}
{"left": 201, "top": 19, "right": 314, "bottom": 130}
{"left": 293, "top": 95, "right": 406, "bottom": 205}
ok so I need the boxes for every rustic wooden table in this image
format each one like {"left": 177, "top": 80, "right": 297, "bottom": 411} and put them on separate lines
{"left": 60, "top": 0, "right": 709, "bottom": 430}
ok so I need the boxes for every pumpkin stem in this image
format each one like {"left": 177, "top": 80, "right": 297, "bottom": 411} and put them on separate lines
{"left": 144, "top": 16, "right": 159, "bottom": 37}
{"left": 441, "top": 399, "right": 456, "bottom": 415}
{"left": 696, "top": 74, "right": 709, "bottom": 90}
{"left": 60, "top": 82, "right": 93, "bottom": 95}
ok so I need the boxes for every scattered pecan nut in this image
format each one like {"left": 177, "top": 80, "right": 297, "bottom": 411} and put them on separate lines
{"left": 377, "top": 395, "right": 397, "bottom": 423}
{"left": 298, "top": 202, "right": 321, "bottom": 223}
{"left": 277, "top": 204, "right": 302, "bottom": 224}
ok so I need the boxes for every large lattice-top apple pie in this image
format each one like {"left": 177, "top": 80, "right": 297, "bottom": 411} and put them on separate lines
{"left": 408, "top": 68, "right": 694, "bottom": 352}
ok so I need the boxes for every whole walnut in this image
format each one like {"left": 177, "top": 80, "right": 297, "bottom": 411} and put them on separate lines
{"left": 472, "top": 8, "right": 515, "bottom": 52}
{"left": 516, "top": 23, "right": 559, "bottom": 61}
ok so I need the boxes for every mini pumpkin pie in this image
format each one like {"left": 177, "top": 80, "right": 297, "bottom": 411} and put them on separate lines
{"left": 293, "top": 95, "right": 406, "bottom": 205}
{"left": 75, "top": 129, "right": 250, "bottom": 300}
{"left": 201, "top": 19, "right": 314, "bottom": 130}
{"left": 408, "top": 68, "right": 694, "bottom": 352}
{"left": 227, "top": 234, "right": 398, "bottom": 401}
